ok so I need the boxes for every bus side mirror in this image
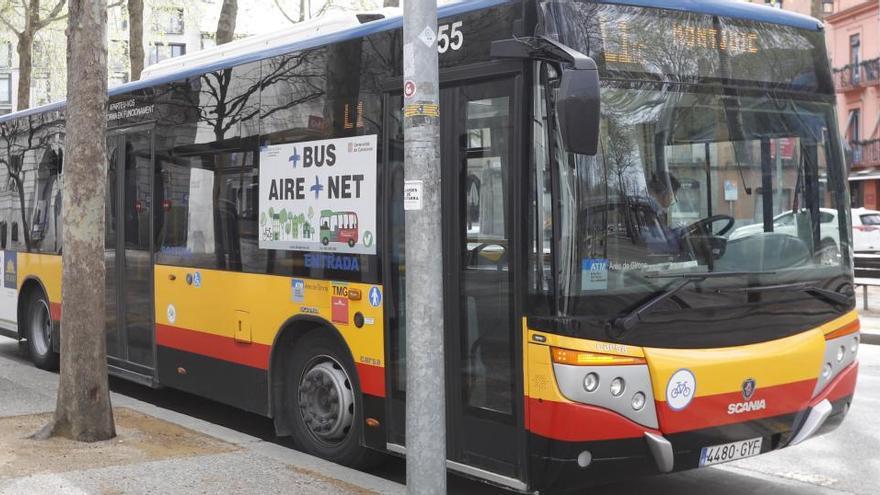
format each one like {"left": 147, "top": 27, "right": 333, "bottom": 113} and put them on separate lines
{"left": 558, "top": 62, "right": 600, "bottom": 156}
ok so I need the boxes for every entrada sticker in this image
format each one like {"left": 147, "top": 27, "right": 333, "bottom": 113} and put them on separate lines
{"left": 666, "top": 369, "right": 696, "bottom": 411}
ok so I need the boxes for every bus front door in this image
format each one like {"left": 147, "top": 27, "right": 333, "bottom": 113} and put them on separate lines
{"left": 442, "top": 76, "right": 522, "bottom": 482}
{"left": 105, "top": 127, "right": 156, "bottom": 381}
{"left": 384, "top": 73, "right": 525, "bottom": 488}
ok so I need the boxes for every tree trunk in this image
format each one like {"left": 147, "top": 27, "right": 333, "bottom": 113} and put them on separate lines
{"left": 215, "top": 0, "right": 238, "bottom": 46}
{"left": 128, "top": 0, "right": 144, "bottom": 80}
{"left": 36, "top": 0, "right": 115, "bottom": 443}
{"left": 383, "top": 0, "right": 399, "bottom": 6}
{"left": 16, "top": 30, "right": 33, "bottom": 111}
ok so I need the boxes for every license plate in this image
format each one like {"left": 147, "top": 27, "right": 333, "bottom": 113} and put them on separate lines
{"left": 699, "top": 437, "right": 763, "bottom": 467}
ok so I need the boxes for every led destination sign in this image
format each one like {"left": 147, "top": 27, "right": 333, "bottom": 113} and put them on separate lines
{"left": 545, "top": 3, "right": 828, "bottom": 91}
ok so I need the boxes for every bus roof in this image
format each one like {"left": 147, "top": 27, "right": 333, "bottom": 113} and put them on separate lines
{"left": 0, "top": 0, "right": 822, "bottom": 125}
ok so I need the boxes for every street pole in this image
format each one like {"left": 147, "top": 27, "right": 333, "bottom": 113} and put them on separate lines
{"left": 403, "top": 0, "right": 445, "bottom": 493}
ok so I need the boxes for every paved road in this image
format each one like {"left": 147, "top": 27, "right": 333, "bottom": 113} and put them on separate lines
{"left": 1, "top": 339, "right": 875, "bottom": 494}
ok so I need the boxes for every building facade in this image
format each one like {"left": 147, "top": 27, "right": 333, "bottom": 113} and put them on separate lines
{"left": 825, "top": 0, "right": 880, "bottom": 208}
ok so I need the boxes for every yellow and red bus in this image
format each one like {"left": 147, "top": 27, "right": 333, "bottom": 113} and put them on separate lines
{"left": 0, "top": 0, "right": 860, "bottom": 491}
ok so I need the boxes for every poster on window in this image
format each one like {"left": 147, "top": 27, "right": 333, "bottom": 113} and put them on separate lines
{"left": 259, "top": 135, "right": 377, "bottom": 255}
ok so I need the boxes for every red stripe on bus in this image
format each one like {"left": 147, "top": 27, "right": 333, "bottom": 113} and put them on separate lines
{"left": 525, "top": 397, "right": 656, "bottom": 442}
{"left": 656, "top": 379, "right": 816, "bottom": 434}
{"left": 356, "top": 362, "right": 386, "bottom": 398}
{"left": 156, "top": 324, "right": 270, "bottom": 370}
{"left": 814, "top": 362, "right": 858, "bottom": 405}
{"left": 49, "top": 302, "right": 61, "bottom": 321}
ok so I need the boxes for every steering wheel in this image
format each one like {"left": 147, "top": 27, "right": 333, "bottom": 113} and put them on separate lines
{"left": 686, "top": 215, "right": 736, "bottom": 237}
{"left": 469, "top": 243, "right": 508, "bottom": 271}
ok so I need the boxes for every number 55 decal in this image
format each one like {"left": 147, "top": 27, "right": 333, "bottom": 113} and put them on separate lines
{"left": 438, "top": 21, "right": 463, "bottom": 53}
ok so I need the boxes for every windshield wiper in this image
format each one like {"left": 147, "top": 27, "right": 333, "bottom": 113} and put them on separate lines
{"left": 715, "top": 282, "right": 851, "bottom": 309}
{"left": 609, "top": 271, "right": 773, "bottom": 337}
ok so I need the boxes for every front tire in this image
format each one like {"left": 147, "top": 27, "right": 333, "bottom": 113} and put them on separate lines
{"left": 284, "top": 331, "right": 373, "bottom": 467}
{"left": 25, "top": 290, "right": 58, "bottom": 371}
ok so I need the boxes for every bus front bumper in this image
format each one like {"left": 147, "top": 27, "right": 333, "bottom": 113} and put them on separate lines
{"left": 528, "top": 362, "right": 856, "bottom": 491}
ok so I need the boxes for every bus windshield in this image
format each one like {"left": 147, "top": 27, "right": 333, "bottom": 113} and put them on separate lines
{"left": 534, "top": 2, "right": 854, "bottom": 333}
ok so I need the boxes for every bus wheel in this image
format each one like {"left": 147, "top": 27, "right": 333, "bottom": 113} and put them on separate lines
{"left": 347, "top": 239, "right": 355, "bottom": 248}
{"left": 25, "top": 290, "right": 58, "bottom": 371}
{"left": 285, "top": 331, "right": 371, "bottom": 467}
{"left": 321, "top": 237, "right": 329, "bottom": 246}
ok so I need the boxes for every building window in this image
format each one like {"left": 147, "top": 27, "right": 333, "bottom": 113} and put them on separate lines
{"left": 850, "top": 34, "right": 861, "bottom": 82}
{"left": 149, "top": 42, "right": 186, "bottom": 65}
{"left": 0, "top": 75, "right": 10, "bottom": 104}
{"left": 823, "top": 1, "right": 834, "bottom": 14}
{"left": 153, "top": 7, "right": 184, "bottom": 35}
{"left": 847, "top": 109, "right": 861, "bottom": 143}
{"left": 0, "top": 42, "right": 11, "bottom": 68}
{"left": 764, "top": 0, "right": 783, "bottom": 8}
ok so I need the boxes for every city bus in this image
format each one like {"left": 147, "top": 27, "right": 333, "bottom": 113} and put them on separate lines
{"left": 0, "top": 0, "right": 860, "bottom": 491}
{"left": 319, "top": 210, "right": 359, "bottom": 248}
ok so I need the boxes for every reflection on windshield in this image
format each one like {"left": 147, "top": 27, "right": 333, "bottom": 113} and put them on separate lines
{"left": 552, "top": 82, "right": 850, "bottom": 316}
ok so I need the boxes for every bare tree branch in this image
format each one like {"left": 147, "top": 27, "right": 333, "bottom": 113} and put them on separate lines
{"left": 273, "top": 0, "right": 298, "bottom": 24}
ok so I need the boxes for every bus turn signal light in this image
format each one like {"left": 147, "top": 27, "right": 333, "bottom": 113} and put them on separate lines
{"left": 825, "top": 319, "right": 860, "bottom": 340}
{"left": 551, "top": 347, "right": 646, "bottom": 366}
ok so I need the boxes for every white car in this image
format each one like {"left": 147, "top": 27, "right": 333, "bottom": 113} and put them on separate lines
{"left": 852, "top": 208, "right": 880, "bottom": 253}
{"left": 728, "top": 208, "right": 840, "bottom": 256}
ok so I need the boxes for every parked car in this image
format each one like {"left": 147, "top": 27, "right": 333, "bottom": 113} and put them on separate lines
{"left": 728, "top": 208, "right": 840, "bottom": 263}
{"left": 852, "top": 208, "right": 880, "bottom": 253}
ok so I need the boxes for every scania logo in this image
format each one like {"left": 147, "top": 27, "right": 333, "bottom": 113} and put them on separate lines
{"left": 742, "top": 378, "right": 757, "bottom": 400}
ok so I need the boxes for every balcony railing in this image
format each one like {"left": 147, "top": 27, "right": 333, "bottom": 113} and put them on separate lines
{"left": 852, "top": 139, "right": 880, "bottom": 167}
{"left": 834, "top": 58, "right": 880, "bottom": 91}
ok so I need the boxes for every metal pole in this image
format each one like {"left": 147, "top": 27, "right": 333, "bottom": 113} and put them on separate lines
{"left": 403, "top": 0, "right": 445, "bottom": 493}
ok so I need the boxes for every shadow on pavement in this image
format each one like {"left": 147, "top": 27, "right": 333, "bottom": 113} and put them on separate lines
{"left": 0, "top": 340, "right": 832, "bottom": 495}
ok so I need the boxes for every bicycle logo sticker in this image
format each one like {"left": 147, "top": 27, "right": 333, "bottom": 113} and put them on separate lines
{"left": 666, "top": 368, "right": 697, "bottom": 411}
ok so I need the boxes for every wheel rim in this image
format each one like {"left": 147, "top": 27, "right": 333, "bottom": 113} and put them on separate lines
{"left": 297, "top": 356, "right": 355, "bottom": 444}
{"left": 30, "top": 299, "right": 51, "bottom": 357}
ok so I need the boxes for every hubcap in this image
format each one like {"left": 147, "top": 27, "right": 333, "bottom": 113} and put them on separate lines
{"left": 298, "top": 357, "right": 354, "bottom": 444}
{"left": 30, "top": 299, "right": 51, "bottom": 356}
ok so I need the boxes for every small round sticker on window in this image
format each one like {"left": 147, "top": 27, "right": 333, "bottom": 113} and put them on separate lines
{"left": 666, "top": 368, "right": 696, "bottom": 411}
{"left": 166, "top": 304, "right": 177, "bottom": 324}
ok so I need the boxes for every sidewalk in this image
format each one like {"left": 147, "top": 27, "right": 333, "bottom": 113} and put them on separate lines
{"left": 0, "top": 344, "right": 404, "bottom": 495}
{"left": 857, "top": 285, "right": 880, "bottom": 345}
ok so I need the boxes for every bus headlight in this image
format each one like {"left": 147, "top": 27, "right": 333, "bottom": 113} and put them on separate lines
{"left": 583, "top": 373, "right": 600, "bottom": 392}
{"left": 610, "top": 377, "right": 625, "bottom": 397}
{"left": 632, "top": 392, "right": 646, "bottom": 411}
{"left": 822, "top": 363, "right": 832, "bottom": 379}
{"left": 836, "top": 346, "right": 845, "bottom": 362}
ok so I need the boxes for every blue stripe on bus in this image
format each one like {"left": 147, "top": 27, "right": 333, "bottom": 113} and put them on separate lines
{"left": 0, "top": 0, "right": 513, "bottom": 124}
{"left": 594, "top": 0, "right": 822, "bottom": 31}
